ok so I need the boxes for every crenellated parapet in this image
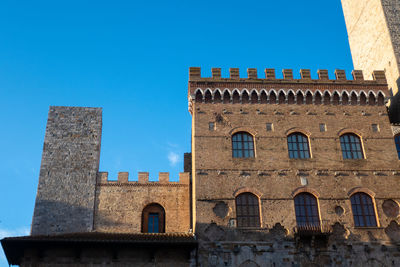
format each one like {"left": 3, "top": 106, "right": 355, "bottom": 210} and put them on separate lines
{"left": 96, "top": 172, "right": 189, "bottom": 186}
{"left": 189, "top": 67, "right": 387, "bottom": 83}
{"left": 188, "top": 67, "right": 389, "bottom": 113}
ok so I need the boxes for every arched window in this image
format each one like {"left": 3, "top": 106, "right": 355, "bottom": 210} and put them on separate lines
{"left": 235, "top": 193, "right": 260, "bottom": 227}
{"left": 340, "top": 133, "right": 364, "bottom": 159}
{"left": 294, "top": 193, "right": 320, "bottom": 228}
{"left": 141, "top": 203, "right": 165, "bottom": 233}
{"left": 350, "top": 193, "right": 377, "bottom": 227}
{"left": 287, "top": 133, "right": 310, "bottom": 159}
{"left": 395, "top": 135, "right": 400, "bottom": 160}
{"left": 232, "top": 132, "right": 255, "bottom": 158}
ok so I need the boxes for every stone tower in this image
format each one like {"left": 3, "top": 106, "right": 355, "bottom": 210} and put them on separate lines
{"left": 31, "top": 106, "right": 102, "bottom": 235}
{"left": 341, "top": 0, "right": 400, "bottom": 97}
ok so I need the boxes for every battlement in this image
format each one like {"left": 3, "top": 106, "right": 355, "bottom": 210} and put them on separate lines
{"left": 188, "top": 68, "right": 389, "bottom": 113}
{"left": 189, "top": 67, "right": 387, "bottom": 84}
{"left": 96, "top": 172, "right": 190, "bottom": 185}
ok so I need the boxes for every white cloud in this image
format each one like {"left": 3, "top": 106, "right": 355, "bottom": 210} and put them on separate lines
{"left": 168, "top": 152, "right": 180, "bottom": 166}
{"left": 0, "top": 227, "right": 30, "bottom": 239}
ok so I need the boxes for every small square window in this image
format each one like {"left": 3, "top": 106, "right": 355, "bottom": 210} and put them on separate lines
{"left": 266, "top": 123, "right": 274, "bottom": 131}
{"left": 372, "top": 124, "right": 379, "bottom": 132}
{"left": 319, "top": 123, "right": 326, "bottom": 132}
{"left": 209, "top": 122, "right": 215, "bottom": 131}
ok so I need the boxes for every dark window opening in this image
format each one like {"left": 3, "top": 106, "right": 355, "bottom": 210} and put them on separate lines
{"left": 350, "top": 193, "right": 377, "bottom": 227}
{"left": 236, "top": 193, "right": 260, "bottom": 227}
{"left": 142, "top": 203, "right": 165, "bottom": 233}
{"left": 294, "top": 193, "right": 320, "bottom": 228}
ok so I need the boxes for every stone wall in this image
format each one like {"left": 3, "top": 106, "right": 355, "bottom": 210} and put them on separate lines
{"left": 94, "top": 172, "right": 191, "bottom": 233}
{"left": 341, "top": 0, "right": 400, "bottom": 95}
{"left": 31, "top": 106, "right": 102, "bottom": 235}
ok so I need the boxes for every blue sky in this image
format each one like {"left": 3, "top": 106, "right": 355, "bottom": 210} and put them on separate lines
{"left": 0, "top": 0, "right": 353, "bottom": 265}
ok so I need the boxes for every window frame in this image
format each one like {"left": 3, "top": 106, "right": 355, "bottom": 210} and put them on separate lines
{"left": 350, "top": 193, "right": 378, "bottom": 227}
{"left": 294, "top": 193, "right": 321, "bottom": 228}
{"left": 232, "top": 132, "right": 255, "bottom": 158}
{"left": 141, "top": 203, "right": 165, "bottom": 233}
{"left": 287, "top": 132, "right": 311, "bottom": 159}
{"left": 340, "top": 133, "right": 364, "bottom": 159}
{"left": 235, "top": 192, "right": 261, "bottom": 228}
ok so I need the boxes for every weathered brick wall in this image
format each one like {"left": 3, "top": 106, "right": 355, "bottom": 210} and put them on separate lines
{"left": 94, "top": 172, "right": 191, "bottom": 233}
{"left": 189, "top": 68, "right": 400, "bottom": 266}
{"left": 193, "top": 103, "right": 400, "bottom": 231}
{"left": 31, "top": 106, "right": 102, "bottom": 235}
{"left": 341, "top": 0, "right": 400, "bottom": 95}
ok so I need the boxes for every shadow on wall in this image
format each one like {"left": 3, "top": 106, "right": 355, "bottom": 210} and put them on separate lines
{"left": 31, "top": 200, "right": 125, "bottom": 236}
{"left": 389, "top": 79, "right": 400, "bottom": 124}
{"left": 195, "top": 221, "right": 400, "bottom": 266}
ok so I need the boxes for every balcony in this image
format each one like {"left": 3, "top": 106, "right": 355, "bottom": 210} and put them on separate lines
{"left": 294, "top": 220, "right": 332, "bottom": 237}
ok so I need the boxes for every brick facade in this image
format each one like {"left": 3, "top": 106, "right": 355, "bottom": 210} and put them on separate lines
{"left": 189, "top": 68, "right": 400, "bottom": 266}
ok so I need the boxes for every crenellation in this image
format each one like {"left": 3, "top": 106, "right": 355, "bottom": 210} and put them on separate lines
{"left": 352, "top": 70, "right": 364, "bottom": 81}
{"left": 159, "top": 172, "right": 169, "bottom": 183}
{"left": 335, "top": 69, "right": 347, "bottom": 81}
{"left": 247, "top": 68, "right": 257, "bottom": 79}
{"left": 300, "top": 69, "right": 311, "bottom": 80}
{"left": 373, "top": 70, "right": 387, "bottom": 83}
{"left": 96, "top": 171, "right": 189, "bottom": 184}
{"left": 265, "top": 68, "right": 276, "bottom": 79}
{"left": 117, "top": 172, "right": 129, "bottom": 183}
{"left": 318, "top": 69, "right": 329, "bottom": 80}
{"left": 229, "top": 68, "right": 240, "bottom": 79}
{"left": 188, "top": 67, "right": 387, "bottom": 84}
{"left": 97, "top": 172, "right": 108, "bottom": 183}
{"left": 282, "top": 69, "right": 293, "bottom": 80}
{"left": 138, "top": 171, "right": 149, "bottom": 183}
{"left": 211, "top": 68, "right": 221, "bottom": 78}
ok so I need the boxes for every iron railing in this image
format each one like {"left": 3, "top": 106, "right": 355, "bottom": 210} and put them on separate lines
{"left": 294, "top": 220, "right": 332, "bottom": 236}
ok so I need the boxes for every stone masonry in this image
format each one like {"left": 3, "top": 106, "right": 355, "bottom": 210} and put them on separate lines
{"left": 94, "top": 172, "right": 190, "bottom": 233}
{"left": 341, "top": 0, "right": 400, "bottom": 95}
{"left": 31, "top": 107, "right": 103, "bottom": 235}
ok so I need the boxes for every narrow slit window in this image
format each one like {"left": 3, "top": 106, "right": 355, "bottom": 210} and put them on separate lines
{"left": 209, "top": 122, "right": 215, "bottom": 131}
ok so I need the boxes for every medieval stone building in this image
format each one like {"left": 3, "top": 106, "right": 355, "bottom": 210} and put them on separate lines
{"left": 2, "top": 0, "right": 400, "bottom": 266}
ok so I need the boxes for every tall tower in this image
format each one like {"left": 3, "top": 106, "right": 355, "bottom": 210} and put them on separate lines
{"left": 31, "top": 106, "right": 102, "bottom": 235}
{"left": 341, "top": 0, "right": 400, "bottom": 97}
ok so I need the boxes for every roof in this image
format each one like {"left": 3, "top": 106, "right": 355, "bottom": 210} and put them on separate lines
{"left": 1, "top": 232, "right": 197, "bottom": 265}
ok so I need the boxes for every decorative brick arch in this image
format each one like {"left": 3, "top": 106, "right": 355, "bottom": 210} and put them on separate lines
{"left": 229, "top": 127, "right": 258, "bottom": 137}
{"left": 347, "top": 187, "right": 376, "bottom": 198}
{"left": 285, "top": 127, "right": 312, "bottom": 137}
{"left": 337, "top": 128, "right": 364, "bottom": 137}
{"left": 291, "top": 186, "right": 320, "bottom": 198}
{"left": 233, "top": 187, "right": 262, "bottom": 198}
